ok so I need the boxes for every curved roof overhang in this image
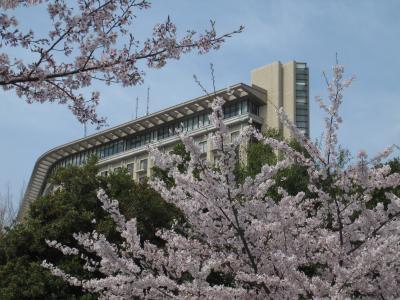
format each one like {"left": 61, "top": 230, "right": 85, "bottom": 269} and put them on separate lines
{"left": 17, "top": 83, "right": 267, "bottom": 221}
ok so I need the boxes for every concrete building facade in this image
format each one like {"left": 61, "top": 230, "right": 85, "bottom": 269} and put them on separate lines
{"left": 17, "top": 61, "right": 309, "bottom": 220}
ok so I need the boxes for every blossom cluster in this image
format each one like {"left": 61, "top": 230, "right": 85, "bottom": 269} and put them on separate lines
{"left": 0, "top": 0, "right": 242, "bottom": 126}
{"left": 43, "top": 65, "right": 400, "bottom": 299}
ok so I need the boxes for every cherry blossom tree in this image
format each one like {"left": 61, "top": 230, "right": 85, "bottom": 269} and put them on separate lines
{"left": 0, "top": 0, "right": 242, "bottom": 127}
{"left": 42, "top": 65, "right": 400, "bottom": 299}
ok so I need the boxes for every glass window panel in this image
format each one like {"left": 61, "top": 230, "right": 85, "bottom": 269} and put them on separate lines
{"left": 118, "top": 140, "right": 124, "bottom": 152}
{"left": 296, "top": 70, "right": 308, "bottom": 76}
{"left": 248, "top": 102, "right": 260, "bottom": 115}
{"left": 111, "top": 143, "right": 115, "bottom": 154}
{"left": 114, "top": 142, "right": 119, "bottom": 153}
{"left": 296, "top": 108, "right": 308, "bottom": 115}
{"left": 296, "top": 91, "right": 307, "bottom": 97}
{"left": 296, "top": 74, "right": 308, "bottom": 80}
{"left": 240, "top": 100, "right": 247, "bottom": 114}
{"left": 296, "top": 85, "right": 307, "bottom": 91}
{"left": 297, "top": 106, "right": 308, "bottom": 111}
{"left": 231, "top": 131, "right": 240, "bottom": 143}
{"left": 127, "top": 163, "right": 134, "bottom": 175}
{"left": 296, "top": 63, "right": 307, "bottom": 69}
{"left": 198, "top": 141, "right": 207, "bottom": 153}
{"left": 198, "top": 115, "right": 204, "bottom": 127}
{"left": 296, "top": 103, "right": 308, "bottom": 109}
{"left": 223, "top": 105, "right": 229, "bottom": 118}
{"left": 205, "top": 114, "right": 210, "bottom": 125}
{"left": 140, "top": 159, "right": 148, "bottom": 171}
{"left": 105, "top": 145, "right": 110, "bottom": 157}
{"left": 296, "top": 98, "right": 307, "bottom": 104}
{"left": 296, "top": 115, "right": 308, "bottom": 122}
{"left": 296, "top": 121, "right": 307, "bottom": 128}
{"left": 296, "top": 113, "right": 308, "bottom": 118}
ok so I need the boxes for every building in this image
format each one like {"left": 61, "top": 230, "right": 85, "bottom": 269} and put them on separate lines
{"left": 17, "top": 61, "right": 309, "bottom": 220}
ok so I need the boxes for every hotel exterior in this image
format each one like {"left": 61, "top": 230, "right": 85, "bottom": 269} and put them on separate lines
{"left": 17, "top": 61, "right": 309, "bottom": 220}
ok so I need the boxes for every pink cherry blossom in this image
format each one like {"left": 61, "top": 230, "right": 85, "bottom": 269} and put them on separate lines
{"left": 0, "top": 0, "right": 243, "bottom": 127}
{"left": 43, "top": 65, "right": 400, "bottom": 299}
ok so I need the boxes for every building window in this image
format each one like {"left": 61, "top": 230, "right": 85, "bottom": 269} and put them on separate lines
{"left": 296, "top": 68, "right": 308, "bottom": 76}
{"left": 296, "top": 73, "right": 308, "bottom": 80}
{"left": 248, "top": 102, "right": 260, "bottom": 116}
{"left": 230, "top": 131, "right": 240, "bottom": 143}
{"left": 296, "top": 82, "right": 307, "bottom": 91}
{"left": 114, "top": 167, "right": 121, "bottom": 173}
{"left": 198, "top": 141, "right": 207, "bottom": 154}
{"left": 296, "top": 91, "right": 307, "bottom": 98}
{"left": 296, "top": 121, "right": 307, "bottom": 129}
{"left": 203, "top": 113, "right": 210, "bottom": 126}
{"left": 139, "top": 159, "right": 148, "bottom": 171}
{"left": 296, "top": 63, "right": 307, "bottom": 69}
{"left": 296, "top": 115, "right": 308, "bottom": 122}
{"left": 224, "top": 101, "right": 240, "bottom": 118}
{"left": 296, "top": 103, "right": 308, "bottom": 112}
{"left": 193, "top": 115, "right": 198, "bottom": 129}
{"left": 296, "top": 97, "right": 307, "bottom": 104}
{"left": 240, "top": 100, "right": 248, "bottom": 114}
{"left": 100, "top": 171, "right": 108, "bottom": 177}
{"left": 127, "top": 163, "right": 134, "bottom": 175}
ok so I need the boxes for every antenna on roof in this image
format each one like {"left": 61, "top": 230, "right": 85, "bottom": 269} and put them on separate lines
{"left": 146, "top": 87, "right": 150, "bottom": 116}
{"left": 135, "top": 96, "right": 139, "bottom": 119}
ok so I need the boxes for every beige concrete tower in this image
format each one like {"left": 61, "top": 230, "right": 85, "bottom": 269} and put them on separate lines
{"left": 251, "top": 61, "right": 309, "bottom": 138}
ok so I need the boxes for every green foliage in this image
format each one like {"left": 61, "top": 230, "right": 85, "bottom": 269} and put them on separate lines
{"left": 235, "top": 129, "right": 279, "bottom": 182}
{"left": 123, "top": 180, "right": 184, "bottom": 246}
{"left": 206, "top": 270, "right": 235, "bottom": 287}
{"left": 0, "top": 158, "right": 181, "bottom": 299}
{"left": 0, "top": 258, "right": 86, "bottom": 300}
{"left": 236, "top": 129, "right": 310, "bottom": 198}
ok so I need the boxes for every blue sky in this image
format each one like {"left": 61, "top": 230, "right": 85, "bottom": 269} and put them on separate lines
{"left": 1, "top": 0, "right": 400, "bottom": 205}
